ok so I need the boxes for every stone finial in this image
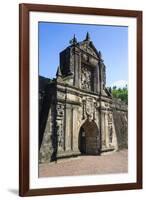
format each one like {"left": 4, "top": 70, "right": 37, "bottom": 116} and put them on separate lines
{"left": 98, "top": 51, "right": 104, "bottom": 62}
{"left": 56, "top": 65, "right": 62, "bottom": 77}
{"left": 98, "top": 51, "right": 102, "bottom": 59}
{"left": 69, "top": 34, "right": 77, "bottom": 45}
{"left": 73, "top": 34, "right": 77, "bottom": 44}
{"left": 85, "top": 32, "right": 90, "bottom": 41}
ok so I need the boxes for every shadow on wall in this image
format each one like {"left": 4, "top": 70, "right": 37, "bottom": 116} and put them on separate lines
{"left": 39, "top": 84, "right": 52, "bottom": 149}
{"left": 39, "top": 78, "right": 59, "bottom": 162}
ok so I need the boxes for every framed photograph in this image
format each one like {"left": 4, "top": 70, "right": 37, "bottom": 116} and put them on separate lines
{"left": 19, "top": 3, "right": 142, "bottom": 196}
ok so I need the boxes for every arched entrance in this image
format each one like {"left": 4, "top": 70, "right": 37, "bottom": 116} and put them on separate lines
{"left": 78, "top": 120, "right": 100, "bottom": 155}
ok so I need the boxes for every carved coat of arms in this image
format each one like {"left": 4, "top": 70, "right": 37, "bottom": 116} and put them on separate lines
{"left": 85, "top": 98, "right": 94, "bottom": 117}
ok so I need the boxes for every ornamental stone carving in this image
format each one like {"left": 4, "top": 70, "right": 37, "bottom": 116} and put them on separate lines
{"left": 56, "top": 103, "right": 64, "bottom": 149}
{"left": 82, "top": 97, "right": 97, "bottom": 121}
{"left": 81, "top": 65, "right": 93, "bottom": 91}
{"left": 56, "top": 120, "right": 64, "bottom": 148}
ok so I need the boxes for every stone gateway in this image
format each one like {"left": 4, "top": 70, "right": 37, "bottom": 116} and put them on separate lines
{"left": 39, "top": 33, "right": 128, "bottom": 163}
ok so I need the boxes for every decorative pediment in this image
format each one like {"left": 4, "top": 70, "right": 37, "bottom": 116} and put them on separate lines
{"left": 79, "top": 41, "right": 99, "bottom": 58}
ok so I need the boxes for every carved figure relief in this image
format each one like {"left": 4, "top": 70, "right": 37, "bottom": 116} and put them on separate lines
{"left": 56, "top": 120, "right": 64, "bottom": 148}
{"left": 81, "top": 65, "right": 93, "bottom": 91}
{"left": 108, "top": 114, "right": 112, "bottom": 124}
{"left": 56, "top": 104, "right": 64, "bottom": 118}
{"left": 56, "top": 103, "right": 64, "bottom": 149}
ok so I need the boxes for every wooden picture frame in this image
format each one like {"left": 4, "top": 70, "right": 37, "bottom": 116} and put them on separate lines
{"left": 19, "top": 3, "right": 142, "bottom": 197}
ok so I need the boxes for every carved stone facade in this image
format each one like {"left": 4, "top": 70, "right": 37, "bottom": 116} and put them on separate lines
{"left": 39, "top": 33, "right": 128, "bottom": 163}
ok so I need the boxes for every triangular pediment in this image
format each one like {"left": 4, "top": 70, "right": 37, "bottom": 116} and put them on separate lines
{"left": 78, "top": 41, "right": 99, "bottom": 58}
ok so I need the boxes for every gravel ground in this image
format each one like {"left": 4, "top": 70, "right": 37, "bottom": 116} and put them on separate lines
{"left": 39, "top": 150, "right": 128, "bottom": 177}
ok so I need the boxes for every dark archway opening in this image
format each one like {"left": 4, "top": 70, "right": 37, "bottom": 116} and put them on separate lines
{"left": 78, "top": 120, "right": 100, "bottom": 155}
{"left": 79, "top": 127, "right": 86, "bottom": 154}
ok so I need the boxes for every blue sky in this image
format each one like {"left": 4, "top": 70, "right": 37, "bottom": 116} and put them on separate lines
{"left": 39, "top": 22, "right": 128, "bottom": 87}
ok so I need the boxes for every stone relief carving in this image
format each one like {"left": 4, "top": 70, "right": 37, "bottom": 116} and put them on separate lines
{"left": 57, "top": 92, "right": 65, "bottom": 100}
{"left": 89, "top": 57, "right": 98, "bottom": 66}
{"left": 86, "top": 46, "right": 96, "bottom": 57}
{"left": 108, "top": 113, "right": 112, "bottom": 124}
{"left": 56, "top": 120, "right": 64, "bottom": 148}
{"left": 86, "top": 98, "right": 94, "bottom": 117}
{"left": 56, "top": 103, "right": 64, "bottom": 149}
{"left": 56, "top": 104, "right": 64, "bottom": 117}
{"left": 82, "top": 97, "right": 97, "bottom": 121}
{"left": 82, "top": 53, "right": 88, "bottom": 62}
{"left": 80, "top": 43, "right": 97, "bottom": 57}
{"left": 81, "top": 65, "right": 93, "bottom": 91}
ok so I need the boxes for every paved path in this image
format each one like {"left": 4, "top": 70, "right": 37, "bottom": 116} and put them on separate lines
{"left": 39, "top": 150, "right": 128, "bottom": 177}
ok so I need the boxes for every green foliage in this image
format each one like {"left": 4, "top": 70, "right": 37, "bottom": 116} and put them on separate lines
{"left": 112, "top": 85, "right": 128, "bottom": 104}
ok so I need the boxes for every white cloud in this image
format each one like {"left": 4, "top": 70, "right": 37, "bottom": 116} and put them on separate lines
{"left": 110, "top": 80, "right": 128, "bottom": 88}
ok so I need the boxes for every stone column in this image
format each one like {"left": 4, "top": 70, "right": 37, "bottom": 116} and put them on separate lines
{"left": 96, "top": 65, "right": 100, "bottom": 93}
{"left": 72, "top": 107, "right": 80, "bottom": 153}
{"left": 71, "top": 107, "right": 73, "bottom": 150}
{"left": 111, "top": 115, "right": 118, "bottom": 150}
{"left": 78, "top": 52, "right": 81, "bottom": 89}
{"left": 101, "top": 111, "right": 106, "bottom": 149}
{"left": 65, "top": 104, "right": 72, "bottom": 151}
{"left": 105, "top": 112, "right": 110, "bottom": 148}
{"left": 93, "top": 67, "right": 97, "bottom": 93}
{"left": 95, "top": 108, "right": 99, "bottom": 128}
{"left": 94, "top": 107, "right": 100, "bottom": 151}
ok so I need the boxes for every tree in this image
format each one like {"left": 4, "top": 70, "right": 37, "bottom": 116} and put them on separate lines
{"left": 111, "top": 85, "right": 128, "bottom": 104}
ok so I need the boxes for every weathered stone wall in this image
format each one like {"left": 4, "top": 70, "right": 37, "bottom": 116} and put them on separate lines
{"left": 39, "top": 79, "right": 57, "bottom": 163}
{"left": 112, "top": 99, "right": 128, "bottom": 150}
{"left": 39, "top": 103, "right": 55, "bottom": 163}
{"left": 39, "top": 78, "right": 128, "bottom": 163}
